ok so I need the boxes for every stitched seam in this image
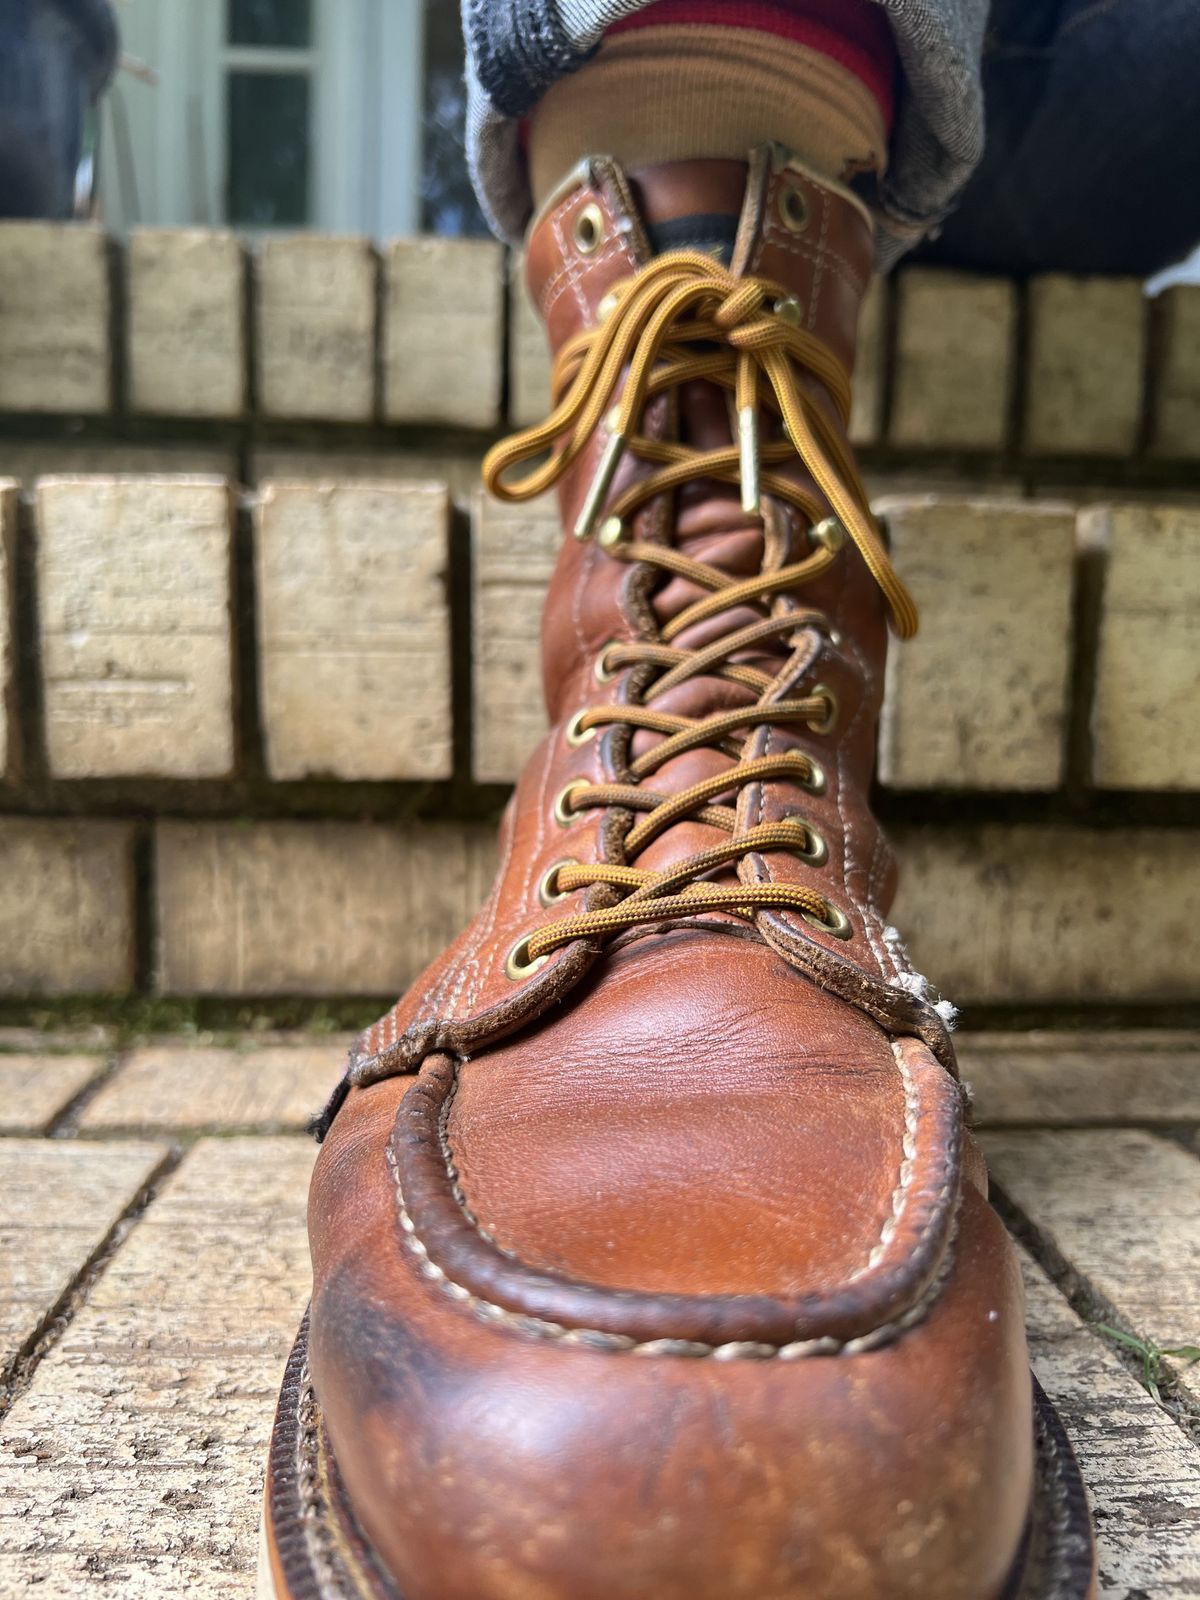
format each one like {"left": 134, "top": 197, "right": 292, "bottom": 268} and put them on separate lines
{"left": 388, "top": 1129, "right": 957, "bottom": 1359}
{"left": 391, "top": 1031, "right": 952, "bottom": 1357}
{"left": 857, "top": 1040, "right": 919, "bottom": 1276}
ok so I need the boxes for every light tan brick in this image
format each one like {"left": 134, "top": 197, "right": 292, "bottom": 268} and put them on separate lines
{"left": 1090, "top": 503, "right": 1200, "bottom": 789}
{"left": 509, "top": 257, "right": 552, "bottom": 428}
{"left": 37, "top": 476, "right": 235, "bottom": 778}
{"left": 155, "top": 821, "right": 496, "bottom": 996}
{"left": 890, "top": 825, "right": 1199, "bottom": 1004}
{"left": 255, "top": 480, "right": 451, "bottom": 781}
{"left": 0, "top": 223, "right": 109, "bottom": 413}
{"left": 1026, "top": 277, "right": 1145, "bottom": 456}
{"left": 0, "top": 482, "right": 14, "bottom": 779}
{"left": 79, "top": 1042, "right": 343, "bottom": 1132}
{"left": 1152, "top": 285, "right": 1200, "bottom": 459}
{"left": 1019, "top": 1243, "right": 1200, "bottom": 1592}
{"left": 0, "top": 1139, "right": 169, "bottom": 1372}
{"left": 127, "top": 230, "right": 244, "bottom": 417}
{"left": 0, "top": 1054, "right": 106, "bottom": 1134}
{"left": 959, "top": 1031, "right": 1200, "bottom": 1127}
{"left": 849, "top": 276, "right": 886, "bottom": 447}
{"left": 0, "top": 818, "right": 136, "bottom": 995}
{"left": 877, "top": 497, "right": 1076, "bottom": 789}
{"left": 889, "top": 270, "right": 1015, "bottom": 451}
{"left": 472, "top": 490, "right": 559, "bottom": 783}
{"left": 383, "top": 237, "right": 504, "bottom": 427}
{"left": 256, "top": 235, "right": 375, "bottom": 421}
{"left": 0, "top": 1137, "right": 312, "bottom": 1594}
{"left": 987, "top": 1131, "right": 1200, "bottom": 1410}
{"left": 252, "top": 445, "right": 483, "bottom": 506}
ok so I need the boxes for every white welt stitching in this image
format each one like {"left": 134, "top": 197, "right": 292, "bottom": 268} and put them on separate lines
{"left": 385, "top": 1061, "right": 956, "bottom": 1361}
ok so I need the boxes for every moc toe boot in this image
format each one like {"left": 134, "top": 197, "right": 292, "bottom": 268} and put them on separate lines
{"left": 263, "top": 148, "right": 1096, "bottom": 1600}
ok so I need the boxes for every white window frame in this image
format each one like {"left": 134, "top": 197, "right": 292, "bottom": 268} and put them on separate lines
{"left": 100, "top": 0, "right": 423, "bottom": 238}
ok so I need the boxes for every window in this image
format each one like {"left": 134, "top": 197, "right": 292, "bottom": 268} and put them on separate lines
{"left": 223, "top": 0, "right": 316, "bottom": 227}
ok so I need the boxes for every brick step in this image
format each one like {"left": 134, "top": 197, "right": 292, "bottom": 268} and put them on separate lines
{"left": 0, "top": 1035, "right": 1197, "bottom": 1593}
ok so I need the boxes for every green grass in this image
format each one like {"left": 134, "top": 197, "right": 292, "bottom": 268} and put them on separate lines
{"left": 1096, "top": 1324, "right": 1200, "bottom": 1401}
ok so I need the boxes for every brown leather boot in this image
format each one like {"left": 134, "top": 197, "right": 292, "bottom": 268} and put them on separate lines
{"left": 262, "top": 148, "right": 1095, "bottom": 1600}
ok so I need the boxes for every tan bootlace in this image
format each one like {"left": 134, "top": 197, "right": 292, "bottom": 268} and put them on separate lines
{"left": 481, "top": 250, "right": 919, "bottom": 970}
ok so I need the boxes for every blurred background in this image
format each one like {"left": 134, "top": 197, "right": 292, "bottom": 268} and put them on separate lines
{"left": 4, "top": 0, "right": 488, "bottom": 235}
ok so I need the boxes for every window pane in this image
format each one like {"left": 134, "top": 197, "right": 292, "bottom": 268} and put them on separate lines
{"left": 228, "top": 0, "right": 312, "bottom": 49}
{"left": 421, "top": 1, "right": 487, "bottom": 236}
{"left": 226, "top": 72, "right": 310, "bottom": 226}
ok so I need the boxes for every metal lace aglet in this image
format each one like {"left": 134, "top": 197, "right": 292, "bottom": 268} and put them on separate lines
{"left": 738, "top": 405, "right": 761, "bottom": 517}
{"left": 573, "top": 430, "right": 627, "bottom": 540}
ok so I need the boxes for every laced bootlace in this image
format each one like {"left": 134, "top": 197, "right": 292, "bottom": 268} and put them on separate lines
{"left": 481, "top": 250, "right": 919, "bottom": 971}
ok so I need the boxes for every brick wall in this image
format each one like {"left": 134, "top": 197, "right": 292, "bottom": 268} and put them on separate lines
{"left": 0, "top": 224, "right": 1197, "bottom": 1010}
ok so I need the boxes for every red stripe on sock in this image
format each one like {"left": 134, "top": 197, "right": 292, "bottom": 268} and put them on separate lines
{"left": 607, "top": 0, "right": 896, "bottom": 127}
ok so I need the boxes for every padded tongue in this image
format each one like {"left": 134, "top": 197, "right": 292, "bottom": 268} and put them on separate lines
{"left": 624, "top": 157, "right": 753, "bottom": 267}
{"left": 645, "top": 212, "right": 740, "bottom": 264}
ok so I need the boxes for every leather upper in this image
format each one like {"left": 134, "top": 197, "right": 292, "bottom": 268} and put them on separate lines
{"left": 305, "top": 148, "right": 1035, "bottom": 1600}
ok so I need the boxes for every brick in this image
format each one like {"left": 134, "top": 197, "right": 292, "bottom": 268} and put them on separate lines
{"left": 959, "top": 1031, "right": 1200, "bottom": 1127}
{"left": 0, "top": 818, "right": 136, "bottom": 995}
{"left": 383, "top": 237, "right": 504, "bottom": 427}
{"left": 1026, "top": 277, "right": 1145, "bottom": 456}
{"left": 876, "top": 497, "right": 1076, "bottom": 789}
{"left": 255, "top": 480, "right": 452, "bottom": 781}
{"left": 155, "top": 820, "right": 496, "bottom": 996}
{"left": 890, "top": 825, "right": 1200, "bottom": 1004}
{"left": 1090, "top": 503, "right": 1200, "bottom": 789}
{"left": 472, "top": 490, "right": 559, "bottom": 783}
{"left": 256, "top": 235, "right": 375, "bottom": 421}
{"left": 1020, "top": 1244, "right": 1200, "bottom": 1593}
{"left": 0, "top": 1139, "right": 168, "bottom": 1372}
{"left": 37, "top": 477, "right": 235, "bottom": 778}
{"left": 889, "top": 270, "right": 1014, "bottom": 451}
{"left": 0, "top": 1137, "right": 312, "bottom": 1594}
{"left": 987, "top": 1130, "right": 1200, "bottom": 1410}
{"left": 0, "top": 222, "right": 109, "bottom": 413}
{"left": 79, "top": 1042, "right": 344, "bottom": 1132}
{"left": 1152, "top": 285, "right": 1200, "bottom": 459}
{"left": 127, "top": 230, "right": 244, "bottom": 417}
{"left": 0, "top": 1054, "right": 105, "bottom": 1134}
{"left": 509, "top": 257, "right": 552, "bottom": 428}
{"left": 252, "top": 446, "right": 483, "bottom": 506}
{"left": 0, "top": 482, "right": 14, "bottom": 779}
{"left": 848, "top": 276, "right": 886, "bottom": 447}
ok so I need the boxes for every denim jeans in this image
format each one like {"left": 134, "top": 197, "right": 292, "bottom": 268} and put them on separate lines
{"left": 462, "top": 0, "right": 1200, "bottom": 277}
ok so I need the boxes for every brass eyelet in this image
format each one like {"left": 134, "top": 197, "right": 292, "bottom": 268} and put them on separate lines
{"left": 538, "top": 858, "right": 578, "bottom": 907}
{"left": 802, "top": 901, "right": 853, "bottom": 940}
{"left": 807, "top": 684, "right": 839, "bottom": 735}
{"left": 778, "top": 182, "right": 810, "bottom": 233}
{"left": 772, "top": 294, "right": 804, "bottom": 326}
{"left": 811, "top": 516, "right": 846, "bottom": 554}
{"left": 594, "top": 640, "right": 620, "bottom": 683}
{"left": 553, "top": 780, "right": 587, "bottom": 826}
{"left": 804, "top": 758, "right": 827, "bottom": 796}
{"left": 784, "top": 815, "right": 829, "bottom": 868}
{"left": 598, "top": 516, "right": 628, "bottom": 550}
{"left": 573, "top": 201, "right": 605, "bottom": 256}
{"left": 565, "top": 709, "right": 597, "bottom": 747}
{"left": 826, "top": 626, "right": 844, "bottom": 648}
{"left": 505, "top": 934, "right": 549, "bottom": 981}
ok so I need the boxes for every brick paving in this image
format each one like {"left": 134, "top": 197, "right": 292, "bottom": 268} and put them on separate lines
{"left": 0, "top": 1029, "right": 1197, "bottom": 1597}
